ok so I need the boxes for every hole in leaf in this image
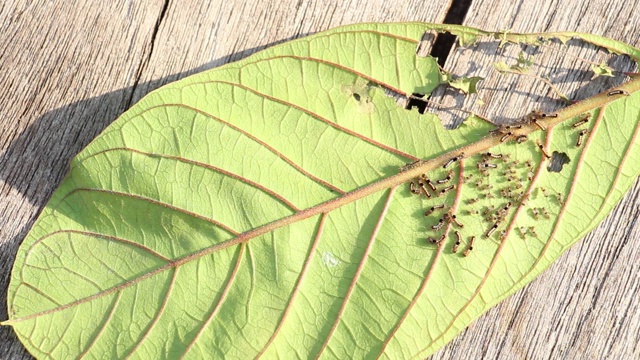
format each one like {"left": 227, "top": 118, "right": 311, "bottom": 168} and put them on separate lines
{"left": 547, "top": 151, "right": 570, "bottom": 172}
{"left": 405, "top": 93, "right": 428, "bottom": 114}
{"left": 416, "top": 32, "right": 436, "bottom": 57}
{"left": 429, "top": 0, "right": 473, "bottom": 66}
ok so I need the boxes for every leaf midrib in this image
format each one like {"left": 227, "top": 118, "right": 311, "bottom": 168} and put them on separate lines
{"left": 6, "top": 76, "right": 640, "bottom": 326}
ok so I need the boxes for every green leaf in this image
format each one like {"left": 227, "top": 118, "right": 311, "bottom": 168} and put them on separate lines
{"left": 591, "top": 62, "right": 615, "bottom": 77}
{"left": 4, "top": 22, "right": 640, "bottom": 359}
{"left": 446, "top": 76, "right": 484, "bottom": 94}
{"left": 493, "top": 52, "right": 534, "bottom": 74}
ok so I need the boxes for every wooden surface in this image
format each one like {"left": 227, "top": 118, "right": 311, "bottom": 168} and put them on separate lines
{"left": 1, "top": 1, "right": 639, "bottom": 359}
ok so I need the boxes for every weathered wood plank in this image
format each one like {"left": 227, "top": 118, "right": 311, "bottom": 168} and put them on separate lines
{"left": 2, "top": 1, "right": 639, "bottom": 359}
{"left": 0, "top": 1, "right": 451, "bottom": 358}
{"left": 429, "top": 1, "right": 640, "bottom": 359}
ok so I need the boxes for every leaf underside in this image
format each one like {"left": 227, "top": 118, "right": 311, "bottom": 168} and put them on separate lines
{"left": 5, "top": 23, "right": 640, "bottom": 359}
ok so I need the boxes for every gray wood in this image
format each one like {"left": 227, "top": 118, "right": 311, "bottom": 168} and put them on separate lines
{"left": 1, "top": 0, "right": 639, "bottom": 359}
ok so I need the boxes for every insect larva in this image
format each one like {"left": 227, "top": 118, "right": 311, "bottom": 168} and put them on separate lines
{"left": 485, "top": 223, "right": 498, "bottom": 238}
{"left": 463, "top": 236, "right": 476, "bottom": 257}
{"left": 528, "top": 226, "right": 538, "bottom": 237}
{"left": 452, "top": 231, "right": 462, "bottom": 253}
{"left": 482, "top": 205, "right": 495, "bottom": 215}
{"left": 424, "top": 204, "right": 445, "bottom": 216}
{"left": 572, "top": 115, "right": 589, "bottom": 128}
{"left": 500, "top": 132, "right": 513, "bottom": 142}
{"left": 443, "top": 152, "right": 465, "bottom": 169}
{"left": 608, "top": 89, "right": 629, "bottom": 96}
{"left": 440, "top": 185, "right": 455, "bottom": 195}
{"left": 500, "top": 230, "right": 507, "bottom": 239}
{"left": 556, "top": 193, "right": 564, "bottom": 205}
{"left": 484, "top": 152, "right": 503, "bottom": 159}
{"left": 531, "top": 208, "right": 540, "bottom": 220}
{"left": 541, "top": 207, "right": 550, "bottom": 219}
{"left": 525, "top": 160, "right": 533, "bottom": 168}
{"left": 425, "top": 178, "right": 437, "bottom": 191}
{"left": 450, "top": 214, "right": 464, "bottom": 228}
{"left": 478, "top": 162, "right": 498, "bottom": 169}
{"left": 576, "top": 129, "right": 588, "bottom": 147}
{"left": 409, "top": 181, "right": 421, "bottom": 195}
{"left": 431, "top": 218, "right": 445, "bottom": 230}
{"left": 428, "top": 234, "right": 446, "bottom": 244}
{"left": 518, "top": 226, "right": 527, "bottom": 239}
{"left": 497, "top": 202, "right": 512, "bottom": 217}
{"left": 536, "top": 140, "right": 551, "bottom": 159}
{"left": 465, "top": 209, "right": 479, "bottom": 215}
{"left": 516, "top": 135, "right": 528, "bottom": 143}
{"left": 532, "top": 119, "right": 546, "bottom": 130}
{"left": 401, "top": 160, "right": 421, "bottom": 172}
{"left": 436, "top": 170, "right": 455, "bottom": 184}
{"left": 466, "top": 198, "right": 479, "bottom": 204}
{"left": 527, "top": 171, "right": 534, "bottom": 181}
{"left": 443, "top": 158, "right": 455, "bottom": 169}
{"left": 541, "top": 113, "right": 558, "bottom": 118}
{"left": 420, "top": 184, "right": 432, "bottom": 198}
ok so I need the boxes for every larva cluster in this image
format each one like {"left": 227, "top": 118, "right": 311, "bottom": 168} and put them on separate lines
{"left": 404, "top": 107, "right": 600, "bottom": 255}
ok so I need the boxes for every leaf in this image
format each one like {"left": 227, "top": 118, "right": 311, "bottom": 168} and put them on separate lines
{"left": 446, "top": 76, "right": 484, "bottom": 95}
{"left": 493, "top": 52, "right": 534, "bottom": 74}
{"left": 591, "top": 62, "right": 615, "bottom": 77}
{"left": 3, "top": 23, "right": 640, "bottom": 359}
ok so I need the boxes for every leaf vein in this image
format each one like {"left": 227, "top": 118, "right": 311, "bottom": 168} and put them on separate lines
{"left": 255, "top": 213, "right": 328, "bottom": 358}
{"left": 180, "top": 244, "right": 246, "bottom": 359}
{"left": 377, "top": 159, "right": 467, "bottom": 357}
{"left": 315, "top": 186, "right": 397, "bottom": 359}
{"left": 58, "top": 188, "right": 240, "bottom": 235}
{"left": 78, "top": 291, "right": 123, "bottom": 359}
{"left": 185, "top": 80, "right": 420, "bottom": 162}
{"left": 124, "top": 267, "right": 179, "bottom": 358}
{"left": 81, "top": 147, "right": 302, "bottom": 212}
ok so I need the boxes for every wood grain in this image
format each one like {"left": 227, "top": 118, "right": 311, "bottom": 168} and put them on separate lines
{"left": 1, "top": 0, "right": 638, "bottom": 359}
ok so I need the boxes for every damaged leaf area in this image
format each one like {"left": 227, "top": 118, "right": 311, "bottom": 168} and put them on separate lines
{"left": 3, "top": 23, "right": 640, "bottom": 359}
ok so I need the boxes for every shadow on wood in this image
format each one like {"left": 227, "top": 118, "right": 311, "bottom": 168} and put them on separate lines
{"left": 0, "top": 38, "right": 298, "bottom": 358}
